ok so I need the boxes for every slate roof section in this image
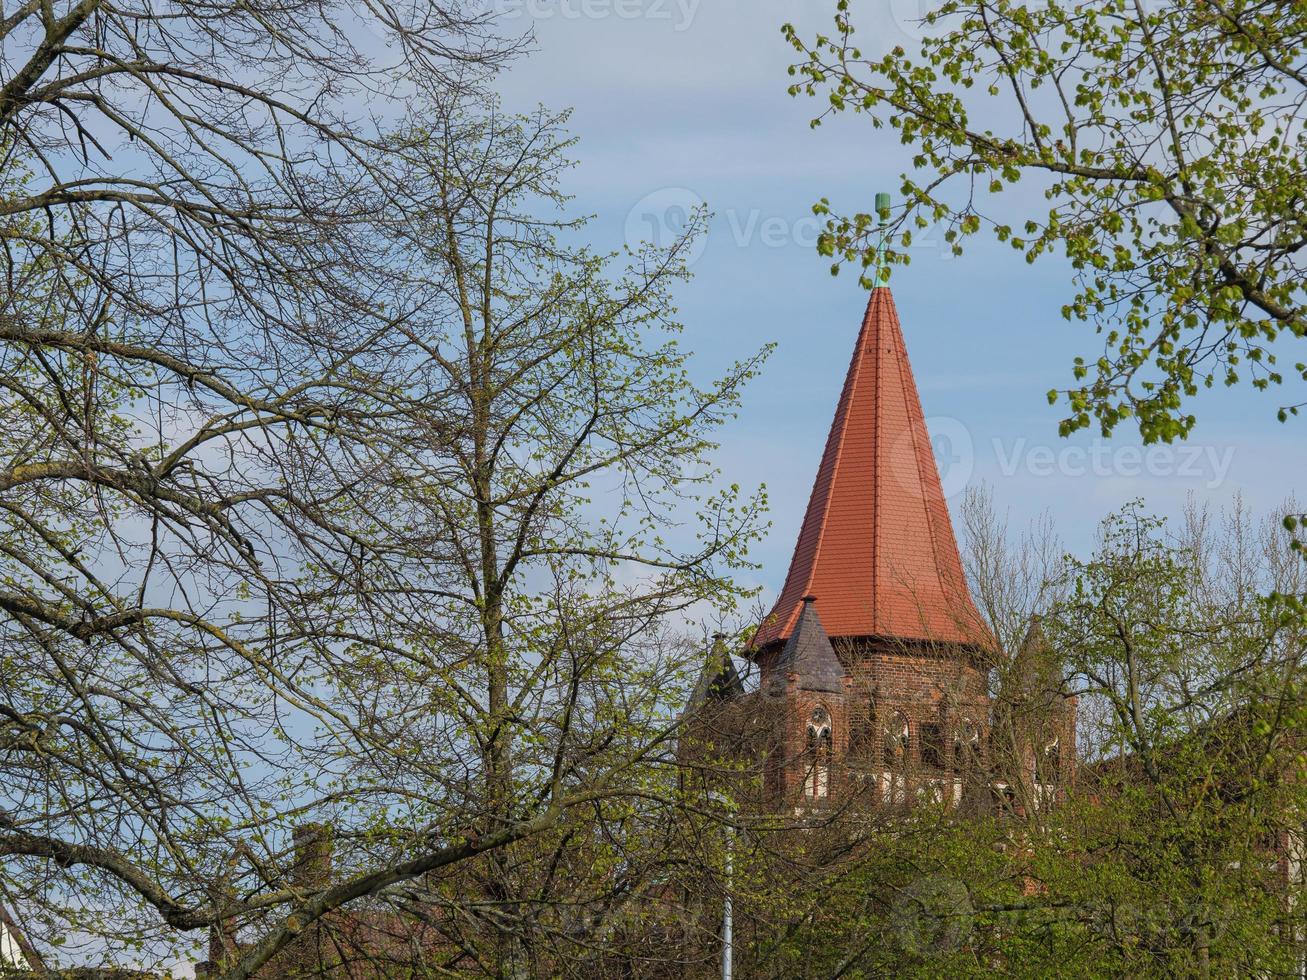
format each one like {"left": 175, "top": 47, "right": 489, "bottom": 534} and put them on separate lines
{"left": 684, "top": 635, "right": 745, "bottom": 712}
{"left": 772, "top": 596, "right": 845, "bottom": 693}
{"left": 753, "top": 287, "right": 989, "bottom": 651}
{"left": 1008, "top": 615, "right": 1068, "bottom": 703}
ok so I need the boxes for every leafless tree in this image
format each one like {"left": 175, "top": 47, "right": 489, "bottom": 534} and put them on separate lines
{"left": 0, "top": 8, "right": 768, "bottom": 976}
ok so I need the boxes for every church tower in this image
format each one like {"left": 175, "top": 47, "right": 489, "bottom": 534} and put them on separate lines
{"left": 751, "top": 285, "right": 995, "bottom": 809}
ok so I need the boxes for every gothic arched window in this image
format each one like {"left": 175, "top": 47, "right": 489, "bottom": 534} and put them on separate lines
{"left": 884, "top": 711, "right": 909, "bottom": 764}
{"left": 1034, "top": 737, "right": 1062, "bottom": 810}
{"left": 850, "top": 694, "right": 876, "bottom": 763}
{"left": 881, "top": 711, "right": 910, "bottom": 805}
{"left": 807, "top": 707, "right": 832, "bottom": 748}
{"left": 953, "top": 719, "right": 981, "bottom": 771}
{"left": 920, "top": 721, "right": 946, "bottom": 769}
{"left": 804, "top": 707, "right": 833, "bottom": 800}
{"left": 1036, "top": 737, "right": 1062, "bottom": 784}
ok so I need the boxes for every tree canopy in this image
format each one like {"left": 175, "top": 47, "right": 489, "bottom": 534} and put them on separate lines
{"left": 0, "top": 4, "right": 768, "bottom": 974}
{"left": 785, "top": 0, "right": 1307, "bottom": 443}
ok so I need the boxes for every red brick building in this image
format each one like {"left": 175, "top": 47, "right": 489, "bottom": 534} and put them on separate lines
{"left": 685, "top": 286, "right": 1075, "bottom": 814}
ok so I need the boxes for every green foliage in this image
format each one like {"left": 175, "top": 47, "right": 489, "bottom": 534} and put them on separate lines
{"left": 785, "top": 0, "right": 1307, "bottom": 442}
{"left": 723, "top": 502, "right": 1305, "bottom": 978}
{"left": 0, "top": 95, "right": 771, "bottom": 973}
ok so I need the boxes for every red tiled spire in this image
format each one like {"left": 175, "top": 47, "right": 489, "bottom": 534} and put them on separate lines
{"left": 753, "top": 288, "right": 988, "bottom": 651}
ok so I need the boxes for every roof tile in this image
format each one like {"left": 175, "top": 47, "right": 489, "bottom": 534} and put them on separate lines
{"left": 753, "top": 288, "right": 989, "bottom": 651}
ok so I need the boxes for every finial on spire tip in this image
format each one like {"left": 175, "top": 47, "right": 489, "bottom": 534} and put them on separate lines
{"left": 874, "top": 192, "right": 891, "bottom": 288}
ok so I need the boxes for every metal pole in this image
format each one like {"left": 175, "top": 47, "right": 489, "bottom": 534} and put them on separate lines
{"left": 709, "top": 791, "right": 734, "bottom": 980}
{"left": 722, "top": 821, "right": 733, "bottom": 980}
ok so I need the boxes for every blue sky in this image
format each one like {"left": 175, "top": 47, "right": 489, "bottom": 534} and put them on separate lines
{"left": 490, "top": 0, "right": 1306, "bottom": 598}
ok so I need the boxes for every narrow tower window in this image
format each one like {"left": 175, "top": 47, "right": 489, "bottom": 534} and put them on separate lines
{"left": 1035, "top": 737, "right": 1062, "bottom": 809}
{"left": 920, "top": 722, "right": 946, "bottom": 769}
{"left": 882, "top": 711, "right": 910, "bottom": 804}
{"left": 804, "top": 707, "right": 832, "bottom": 800}
{"left": 1036, "top": 737, "right": 1062, "bottom": 782}
{"left": 953, "top": 719, "right": 981, "bottom": 771}
{"left": 884, "top": 711, "right": 909, "bottom": 762}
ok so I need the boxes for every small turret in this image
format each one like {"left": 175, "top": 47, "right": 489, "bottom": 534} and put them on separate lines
{"left": 773, "top": 596, "right": 844, "bottom": 693}
{"left": 684, "top": 633, "right": 744, "bottom": 714}
{"left": 993, "top": 616, "right": 1077, "bottom": 809}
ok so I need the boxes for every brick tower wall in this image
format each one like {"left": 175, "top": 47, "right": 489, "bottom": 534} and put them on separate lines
{"left": 757, "top": 636, "right": 994, "bottom": 808}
